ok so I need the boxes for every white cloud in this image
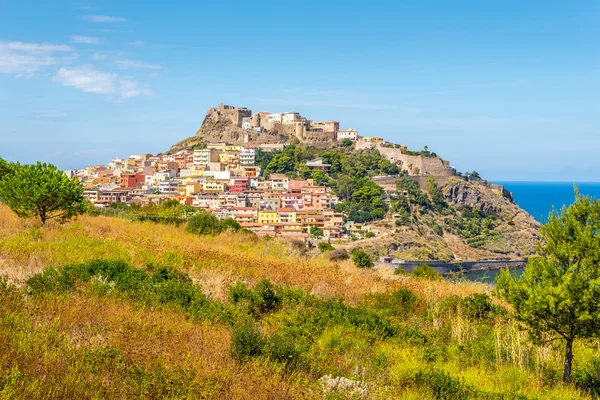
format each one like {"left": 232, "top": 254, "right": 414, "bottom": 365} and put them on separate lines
{"left": 54, "top": 66, "right": 117, "bottom": 94}
{"left": 71, "top": 35, "right": 103, "bottom": 44}
{"left": 0, "top": 40, "right": 75, "bottom": 76}
{"left": 83, "top": 15, "right": 126, "bottom": 23}
{"left": 53, "top": 65, "right": 151, "bottom": 99}
{"left": 127, "top": 40, "right": 144, "bottom": 47}
{"left": 115, "top": 59, "right": 161, "bottom": 70}
{"left": 119, "top": 78, "right": 153, "bottom": 98}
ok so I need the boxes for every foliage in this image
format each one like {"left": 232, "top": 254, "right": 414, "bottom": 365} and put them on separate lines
{"left": 309, "top": 226, "right": 323, "bottom": 238}
{"left": 401, "top": 145, "right": 438, "bottom": 158}
{"left": 231, "top": 324, "right": 265, "bottom": 360}
{"left": 0, "top": 158, "right": 16, "bottom": 182}
{"left": 342, "top": 138, "right": 353, "bottom": 147}
{"left": 317, "top": 242, "right": 334, "bottom": 252}
{"left": 496, "top": 189, "right": 600, "bottom": 383}
{"left": 444, "top": 206, "right": 497, "bottom": 245}
{"left": 351, "top": 249, "right": 373, "bottom": 268}
{"left": 186, "top": 211, "right": 223, "bottom": 235}
{"left": 426, "top": 175, "right": 447, "bottom": 210}
{"left": 411, "top": 264, "right": 441, "bottom": 280}
{"left": 468, "top": 171, "right": 481, "bottom": 179}
{"left": 98, "top": 199, "right": 196, "bottom": 224}
{"left": 414, "top": 368, "right": 474, "bottom": 399}
{"left": 0, "top": 162, "right": 85, "bottom": 225}
{"left": 229, "top": 280, "right": 282, "bottom": 316}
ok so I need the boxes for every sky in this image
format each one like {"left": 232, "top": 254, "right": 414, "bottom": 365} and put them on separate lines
{"left": 1, "top": 1, "right": 599, "bottom": 181}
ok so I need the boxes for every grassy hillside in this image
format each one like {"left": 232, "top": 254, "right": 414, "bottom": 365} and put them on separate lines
{"left": 0, "top": 205, "right": 597, "bottom": 399}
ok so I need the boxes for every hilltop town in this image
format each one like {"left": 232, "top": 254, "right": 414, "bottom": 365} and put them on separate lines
{"left": 70, "top": 103, "right": 540, "bottom": 261}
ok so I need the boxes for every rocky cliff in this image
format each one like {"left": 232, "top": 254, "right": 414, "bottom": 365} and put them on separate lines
{"left": 355, "top": 180, "right": 540, "bottom": 262}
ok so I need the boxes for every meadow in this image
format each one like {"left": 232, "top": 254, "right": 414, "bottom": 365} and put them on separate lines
{"left": 0, "top": 204, "right": 598, "bottom": 399}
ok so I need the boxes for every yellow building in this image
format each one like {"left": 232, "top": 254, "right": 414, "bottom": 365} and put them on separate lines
{"left": 258, "top": 210, "right": 280, "bottom": 224}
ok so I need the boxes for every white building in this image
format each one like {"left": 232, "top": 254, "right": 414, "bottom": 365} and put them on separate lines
{"left": 282, "top": 112, "right": 301, "bottom": 124}
{"left": 266, "top": 113, "right": 282, "bottom": 125}
{"left": 239, "top": 148, "right": 256, "bottom": 165}
{"left": 242, "top": 117, "right": 252, "bottom": 130}
{"left": 337, "top": 128, "right": 358, "bottom": 141}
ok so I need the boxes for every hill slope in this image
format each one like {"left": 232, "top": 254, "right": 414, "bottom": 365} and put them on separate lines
{"left": 0, "top": 205, "right": 594, "bottom": 399}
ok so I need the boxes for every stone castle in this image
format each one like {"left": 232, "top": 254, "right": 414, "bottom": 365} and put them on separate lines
{"left": 202, "top": 103, "right": 252, "bottom": 128}
{"left": 197, "top": 102, "right": 458, "bottom": 178}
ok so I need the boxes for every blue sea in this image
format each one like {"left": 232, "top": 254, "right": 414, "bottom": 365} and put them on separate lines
{"left": 458, "top": 181, "right": 600, "bottom": 283}
{"left": 495, "top": 181, "right": 600, "bottom": 223}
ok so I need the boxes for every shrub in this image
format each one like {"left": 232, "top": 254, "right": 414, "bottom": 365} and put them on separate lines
{"left": 352, "top": 249, "right": 374, "bottom": 268}
{"left": 461, "top": 293, "right": 498, "bottom": 320}
{"left": 365, "top": 231, "right": 376, "bottom": 238}
{"left": 329, "top": 249, "right": 349, "bottom": 262}
{"left": 318, "top": 242, "right": 335, "bottom": 252}
{"left": 411, "top": 264, "right": 441, "bottom": 280}
{"left": 231, "top": 324, "right": 264, "bottom": 360}
{"left": 265, "top": 333, "right": 300, "bottom": 365}
{"left": 309, "top": 226, "right": 323, "bottom": 238}
{"left": 220, "top": 218, "right": 241, "bottom": 232}
{"left": 186, "top": 211, "right": 222, "bottom": 235}
{"left": 415, "top": 368, "right": 474, "bottom": 399}
{"left": 229, "top": 279, "right": 281, "bottom": 316}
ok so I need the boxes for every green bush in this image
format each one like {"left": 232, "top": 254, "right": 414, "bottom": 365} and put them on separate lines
{"left": 461, "top": 293, "right": 498, "bottom": 320}
{"left": 229, "top": 279, "right": 281, "bottom": 316}
{"left": 231, "top": 324, "right": 264, "bottom": 360}
{"left": 265, "top": 333, "right": 300, "bottom": 365}
{"left": 351, "top": 249, "right": 374, "bottom": 268}
{"left": 365, "top": 231, "right": 376, "bottom": 238}
{"left": 411, "top": 264, "right": 441, "bottom": 280}
{"left": 220, "top": 218, "right": 242, "bottom": 232}
{"left": 186, "top": 211, "right": 222, "bottom": 235}
{"left": 318, "top": 242, "right": 335, "bottom": 252}
{"left": 26, "top": 259, "right": 220, "bottom": 322}
{"left": 309, "top": 226, "right": 323, "bottom": 238}
{"left": 415, "top": 368, "right": 474, "bottom": 399}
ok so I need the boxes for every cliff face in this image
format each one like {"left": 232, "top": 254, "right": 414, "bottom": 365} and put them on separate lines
{"left": 443, "top": 180, "right": 510, "bottom": 216}
{"left": 358, "top": 180, "right": 540, "bottom": 262}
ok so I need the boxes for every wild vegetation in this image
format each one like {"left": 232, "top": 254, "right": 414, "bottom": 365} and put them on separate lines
{"left": 0, "top": 200, "right": 598, "bottom": 399}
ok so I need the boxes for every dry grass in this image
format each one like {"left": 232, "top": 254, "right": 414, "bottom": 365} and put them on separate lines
{"left": 0, "top": 288, "right": 315, "bottom": 399}
{"left": 0, "top": 205, "right": 486, "bottom": 303}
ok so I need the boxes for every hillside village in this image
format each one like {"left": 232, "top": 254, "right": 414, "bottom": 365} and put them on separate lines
{"left": 69, "top": 103, "right": 538, "bottom": 259}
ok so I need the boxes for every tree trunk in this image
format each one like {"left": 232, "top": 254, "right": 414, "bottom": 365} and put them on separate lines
{"left": 563, "top": 338, "right": 574, "bottom": 383}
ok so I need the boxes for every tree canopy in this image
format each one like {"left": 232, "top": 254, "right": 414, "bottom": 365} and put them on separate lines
{"left": 496, "top": 189, "right": 600, "bottom": 383}
{"left": 0, "top": 162, "right": 85, "bottom": 225}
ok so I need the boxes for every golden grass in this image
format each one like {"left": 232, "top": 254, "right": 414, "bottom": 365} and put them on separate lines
{"left": 0, "top": 204, "right": 487, "bottom": 303}
{"left": 0, "top": 288, "right": 315, "bottom": 399}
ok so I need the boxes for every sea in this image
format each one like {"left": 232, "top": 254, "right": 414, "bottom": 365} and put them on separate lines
{"left": 458, "top": 181, "right": 600, "bottom": 283}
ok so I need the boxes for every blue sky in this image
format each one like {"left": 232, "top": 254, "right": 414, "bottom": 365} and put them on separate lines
{"left": 1, "top": 1, "right": 599, "bottom": 181}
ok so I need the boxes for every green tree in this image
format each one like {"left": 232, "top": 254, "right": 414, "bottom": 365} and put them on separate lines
{"left": 411, "top": 264, "right": 441, "bottom": 280}
{"left": 496, "top": 190, "right": 600, "bottom": 383}
{"left": 220, "top": 218, "right": 242, "bottom": 232}
{"left": 186, "top": 211, "right": 222, "bottom": 235}
{"left": 469, "top": 171, "right": 481, "bottom": 179}
{"left": 0, "top": 162, "right": 85, "bottom": 225}
{"left": 426, "top": 175, "right": 446, "bottom": 208}
{"left": 309, "top": 226, "right": 323, "bottom": 238}
{"left": 352, "top": 249, "right": 374, "bottom": 268}
{"left": 342, "top": 138, "right": 353, "bottom": 147}
{"left": 0, "top": 158, "right": 15, "bottom": 181}
{"left": 318, "top": 242, "right": 334, "bottom": 252}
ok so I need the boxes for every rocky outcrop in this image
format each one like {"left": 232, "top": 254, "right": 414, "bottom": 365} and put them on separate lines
{"left": 443, "top": 180, "right": 510, "bottom": 216}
